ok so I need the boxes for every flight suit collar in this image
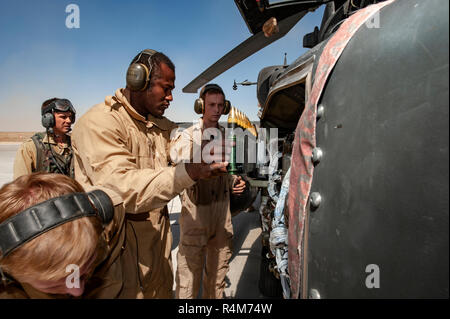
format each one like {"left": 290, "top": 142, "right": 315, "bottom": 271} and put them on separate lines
{"left": 113, "top": 88, "right": 172, "bottom": 131}
{"left": 192, "top": 118, "right": 203, "bottom": 132}
{"left": 146, "top": 113, "right": 173, "bottom": 131}
{"left": 113, "top": 88, "right": 147, "bottom": 124}
{"left": 196, "top": 118, "right": 225, "bottom": 132}
{"left": 42, "top": 133, "right": 70, "bottom": 148}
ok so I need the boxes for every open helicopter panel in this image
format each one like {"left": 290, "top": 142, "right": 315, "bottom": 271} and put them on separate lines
{"left": 235, "top": 0, "right": 326, "bottom": 35}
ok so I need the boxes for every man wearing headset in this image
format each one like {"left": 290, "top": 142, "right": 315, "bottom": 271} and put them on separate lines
{"left": 171, "top": 84, "right": 247, "bottom": 299}
{"left": 71, "top": 50, "right": 230, "bottom": 298}
{"left": 0, "top": 172, "right": 116, "bottom": 298}
{"left": 13, "top": 98, "right": 76, "bottom": 179}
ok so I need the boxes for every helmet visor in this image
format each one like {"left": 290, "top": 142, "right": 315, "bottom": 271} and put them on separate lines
{"left": 42, "top": 99, "right": 76, "bottom": 116}
{"left": 53, "top": 99, "right": 76, "bottom": 114}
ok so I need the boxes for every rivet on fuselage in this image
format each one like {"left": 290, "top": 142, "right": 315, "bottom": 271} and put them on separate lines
{"left": 310, "top": 192, "right": 322, "bottom": 209}
{"left": 316, "top": 104, "right": 325, "bottom": 119}
{"left": 309, "top": 288, "right": 321, "bottom": 299}
{"left": 312, "top": 147, "right": 323, "bottom": 164}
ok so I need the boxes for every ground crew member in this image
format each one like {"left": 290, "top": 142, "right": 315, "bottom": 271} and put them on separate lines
{"left": 0, "top": 173, "right": 113, "bottom": 298}
{"left": 13, "top": 98, "right": 76, "bottom": 179}
{"left": 71, "top": 50, "right": 229, "bottom": 298}
{"left": 173, "top": 84, "right": 247, "bottom": 299}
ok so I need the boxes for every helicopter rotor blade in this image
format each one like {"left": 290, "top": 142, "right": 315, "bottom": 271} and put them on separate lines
{"left": 182, "top": 11, "right": 307, "bottom": 93}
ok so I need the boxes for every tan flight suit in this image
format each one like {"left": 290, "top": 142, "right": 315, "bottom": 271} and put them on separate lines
{"left": 171, "top": 119, "right": 235, "bottom": 299}
{"left": 0, "top": 185, "right": 127, "bottom": 299}
{"left": 71, "top": 88, "right": 195, "bottom": 299}
{"left": 13, "top": 133, "right": 72, "bottom": 179}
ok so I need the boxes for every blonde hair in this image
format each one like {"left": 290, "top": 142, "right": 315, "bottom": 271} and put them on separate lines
{"left": 0, "top": 173, "right": 102, "bottom": 283}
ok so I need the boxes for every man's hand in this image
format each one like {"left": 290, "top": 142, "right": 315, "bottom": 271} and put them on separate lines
{"left": 201, "top": 136, "right": 233, "bottom": 164}
{"left": 185, "top": 162, "right": 229, "bottom": 181}
{"left": 231, "top": 175, "right": 246, "bottom": 195}
{"left": 185, "top": 133, "right": 235, "bottom": 181}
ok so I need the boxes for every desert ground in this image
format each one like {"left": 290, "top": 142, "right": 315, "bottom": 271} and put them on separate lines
{"left": 0, "top": 132, "right": 37, "bottom": 143}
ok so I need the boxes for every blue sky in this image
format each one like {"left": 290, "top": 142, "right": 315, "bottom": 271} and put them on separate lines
{"left": 0, "top": 0, "right": 324, "bottom": 131}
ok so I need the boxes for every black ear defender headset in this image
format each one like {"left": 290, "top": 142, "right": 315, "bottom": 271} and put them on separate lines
{"left": 41, "top": 99, "right": 76, "bottom": 132}
{"left": 0, "top": 190, "right": 114, "bottom": 259}
{"left": 126, "top": 49, "right": 158, "bottom": 91}
{"left": 194, "top": 84, "right": 231, "bottom": 115}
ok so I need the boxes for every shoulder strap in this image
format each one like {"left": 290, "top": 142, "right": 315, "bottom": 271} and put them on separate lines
{"left": 66, "top": 136, "right": 74, "bottom": 178}
{"left": 30, "top": 133, "right": 45, "bottom": 173}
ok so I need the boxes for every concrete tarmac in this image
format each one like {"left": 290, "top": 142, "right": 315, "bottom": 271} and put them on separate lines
{"left": 0, "top": 144, "right": 19, "bottom": 187}
{"left": 0, "top": 143, "right": 265, "bottom": 299}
